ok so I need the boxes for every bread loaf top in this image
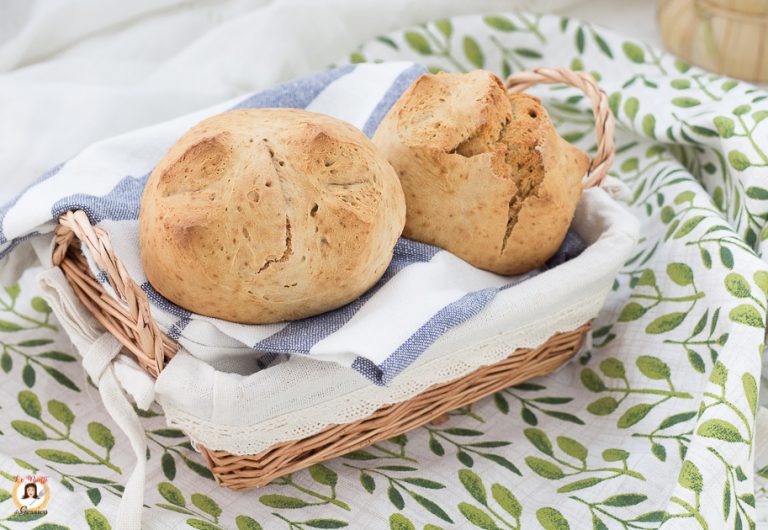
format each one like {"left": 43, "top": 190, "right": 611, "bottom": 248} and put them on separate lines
{"left": 140, "top": 108, "right": 406, "bottom": 324}
{"left": 373, "top": 70, "right": 589, "bottom": 275}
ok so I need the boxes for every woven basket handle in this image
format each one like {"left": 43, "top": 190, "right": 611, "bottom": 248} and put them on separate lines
{"left": 506, "top": 67, "right": 615, "bottom": 189}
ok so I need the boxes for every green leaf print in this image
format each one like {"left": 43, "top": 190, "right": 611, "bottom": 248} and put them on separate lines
{"left": 556, "top": 436, "right": 588, "bottom": 462}
{"left": 86, "top": 487, "right": 101, "bottom": 506}
{"left": 671, "top": 97, "right": 701, "bottom": 108}
{"left": 260, "top": 494, "right": 312, "bottom": 509}
{"left": 536, "top": 507, "right": 571, "bottom": 530}
{"left": 580, "top": 368, "right": 606, "bottom": 391}
{"left": 84, "top": 508, "right": 112, "bottom": 530}
{"left": 635, "top": 356, "right": 670, "bottom": 380}
{"left": 697, "top": 419, "right": 745, "bottom": 442}
{"left": 587, "top": 397, "right": 619, "bottom": 416}
{"left": 483, "top": 16, "right": 516, "bottom": 32}
{"left": 617, "top": 404, "right": 654, "bottom": 428}
{"left": 191, "top": 493, "right": 222, "bottom": 519}
{"left": 458, "top": 469, "right": 486, "bottom": 504}
{"left": 679, "top": 460, "right": 704, "bottom": 493}
{"left": 19, "top": 389, "right": 42, "bottom": 418}
{"left": 463, "top": 36, "right": 484, "bottom": 68}
{"left": 729, "top": 304, "right": 763, "bottom": 327}
{"left": 621, "top": 42, "right": 645, "bottom": 63}
{"left": 22, "top": 364, "right": 35, "bottom": 387}
{"left": 601, "top": 494, "right": 647, "bottom": 507}
{"left": 599, "top": 358, "right": 626, "bottom": 379}
{"left": 161, "top": 452, "right": 176, "bottom": 480}
{"left": 742, "top": 373, "right": 758, "bottom": 416}
{"left": 667, "top": 263, "right": 693, "bottom": 286}
{"left": 645, "top": 312, "right": 686, "bottom": 334}
{"left": 389, "top": 513, "right": 415, "bottom": 530}
{"left": 592, "top": 31, "right": 613, "bottom": 58}
{"left": 11, "top": 420, "right": 47, "bottom": 440}
{"left": 0, "top": 320, "right": 24, "bottom": 332}
{"left": 35, "top": 448, "right": 84, "bottom": 464}
{"left": 673, "top": 216, "right": 705, "bottom": 239}
{"left": 575, "top": 27, "right": 585, "bottom": 54}
{"left": 671, "top": 79, "right": 691, "bottom": 89}
{"left": 733, "top": 104, "right": 751, "bottom": 116}
{"left": 602, "top": 449, "right": 629, "bottom": 462}
{"left": 158, "top": 482, "right": 186, "bottom": 507}
{"left": 524, "top": 428, "right": 554, "bottom": 455}
{"left": 435, "top": 19, "right": 453, "bottom": 39}
{"left": 491, "top": 483, "right": 522, "bottom": 518}
{"left": 525, "top": 457, "right": 565, "bottom": 479}
{"left": 618, "top": 302, "right": 646, "bottom": 322}
{"left": 404, "top": 32, "right": 432, "bottom": 55}
{"left": 746, "top": 186, "right": 768, "bottom": 200}
{"left": 728, "top": 150, "right": 751, "bottom": 170}
{"left": 235, "top": 516, "right": 263, "bottom": 530}
{"left": 642, "top": 114, "right": 656, "bottom": 138}
{"left": 714, "top": 116, "right": 735, "bottom": 138}
{"left": 724, "top": 273, "right": 751, "bottom": 298}
{"left": 310, "top": 464, "right": 339, "bottom": 488}
{"left": 458, "top": 503, "right": 496, "bottom": 529}
{"left": 48, "top": 400, "right": 75, "bottom": 427}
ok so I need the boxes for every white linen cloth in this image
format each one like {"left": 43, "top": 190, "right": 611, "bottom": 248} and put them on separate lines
{"left": 0, "top": 0, "right": 591, "bottom": 203}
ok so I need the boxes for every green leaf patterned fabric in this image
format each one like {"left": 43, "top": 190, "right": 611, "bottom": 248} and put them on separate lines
{"left": 2, "top": 11, "right": 768, "bottom": 529}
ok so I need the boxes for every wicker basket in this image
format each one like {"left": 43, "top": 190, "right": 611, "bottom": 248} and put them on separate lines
{"left": 51, "top": 68, "right": 615, "bottom": 491}
{"left": 658, "top": 0, "right": 768, "bottom": 83}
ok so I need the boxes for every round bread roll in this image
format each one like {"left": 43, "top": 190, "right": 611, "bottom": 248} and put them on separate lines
{"left": 140, "top": 108, "right": 406, "bottom": 324}
{"left": 373, "top": 70, "right": 589, "bottom": 275}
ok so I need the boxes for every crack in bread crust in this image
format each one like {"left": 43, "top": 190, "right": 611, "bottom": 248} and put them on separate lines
{"left": 441, "top": 111, "right": 543, "bottom": 255}
{"left": 502, "top": 145, "right": 545, "bottom": 253}
{"left": 257, "top": 217, "right": 293, "bottom": 273}
{"left": 257, "top": 143, "right": 294, "bottom": 273}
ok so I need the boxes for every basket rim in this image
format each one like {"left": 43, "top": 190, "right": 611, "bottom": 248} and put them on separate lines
{"left": 53, "top": 210, "right": 175, "bottom": 377}
{"left": 52, "top": 214, "right": 593, "bottom": 483}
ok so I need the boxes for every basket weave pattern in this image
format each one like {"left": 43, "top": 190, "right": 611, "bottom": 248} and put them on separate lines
{"left": 51, "top": 68, "right": 613, "bottom": 490}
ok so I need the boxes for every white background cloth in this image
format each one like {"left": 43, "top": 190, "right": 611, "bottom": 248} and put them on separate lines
{"left": 0, "top": 0, "right": 657, "bottom": 204}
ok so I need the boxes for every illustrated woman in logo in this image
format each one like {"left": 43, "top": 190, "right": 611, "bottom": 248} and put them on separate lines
{"left": 19, "top": 483, "right": 43, "bottom": 510}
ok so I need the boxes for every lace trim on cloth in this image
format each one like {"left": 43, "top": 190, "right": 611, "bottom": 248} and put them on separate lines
{"left": 159, "top": 291, "right": 606, "bottom": 455}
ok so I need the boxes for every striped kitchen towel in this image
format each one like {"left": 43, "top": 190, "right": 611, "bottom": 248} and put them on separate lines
{"left": 0, "top": 62, "right": 585, "bottom": 385}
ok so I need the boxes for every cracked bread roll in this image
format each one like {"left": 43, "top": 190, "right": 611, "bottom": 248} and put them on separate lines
{"left": 140, "top": 108, "right": 406, "bottom": 324}
{"left": 373, "top": 70, "right": 589, "bottom": 275}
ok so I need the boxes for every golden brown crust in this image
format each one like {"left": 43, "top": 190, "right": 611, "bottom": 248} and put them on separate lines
{"left": 373, "top": 70, "right": 589, "bottom": 275}
{"left": 140, "top": 108, "right": 405, "bottom": 324}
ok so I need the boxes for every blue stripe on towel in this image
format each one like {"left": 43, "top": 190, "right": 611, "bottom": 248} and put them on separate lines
{"left": 351, "top": 279, "right": 530, "bottom": 386}
{"left": 0, "top": 162, "right": 65, "bottom": 244}
{"left": 231, "top": 64, "right": 356, "bottom": 111}
{"left": 0, "top": 232, "right": 44, "bottom": 260}
{"left": 51, "top": 174, "right": 148, "bottom": 224}
{"left": 362, "top": 64, "right": 425, "bottom": 137}
{"left": 167, "top": 317, "right": 192, "bottom": 341}
{"left": 350, "top": 229, "right": 588, "bottom": 385}
{"left": 253, "top": 238, "right": 441, "bottom": 353}
{"left": 141, "top": 282, "right": 192, "bottom": 320}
